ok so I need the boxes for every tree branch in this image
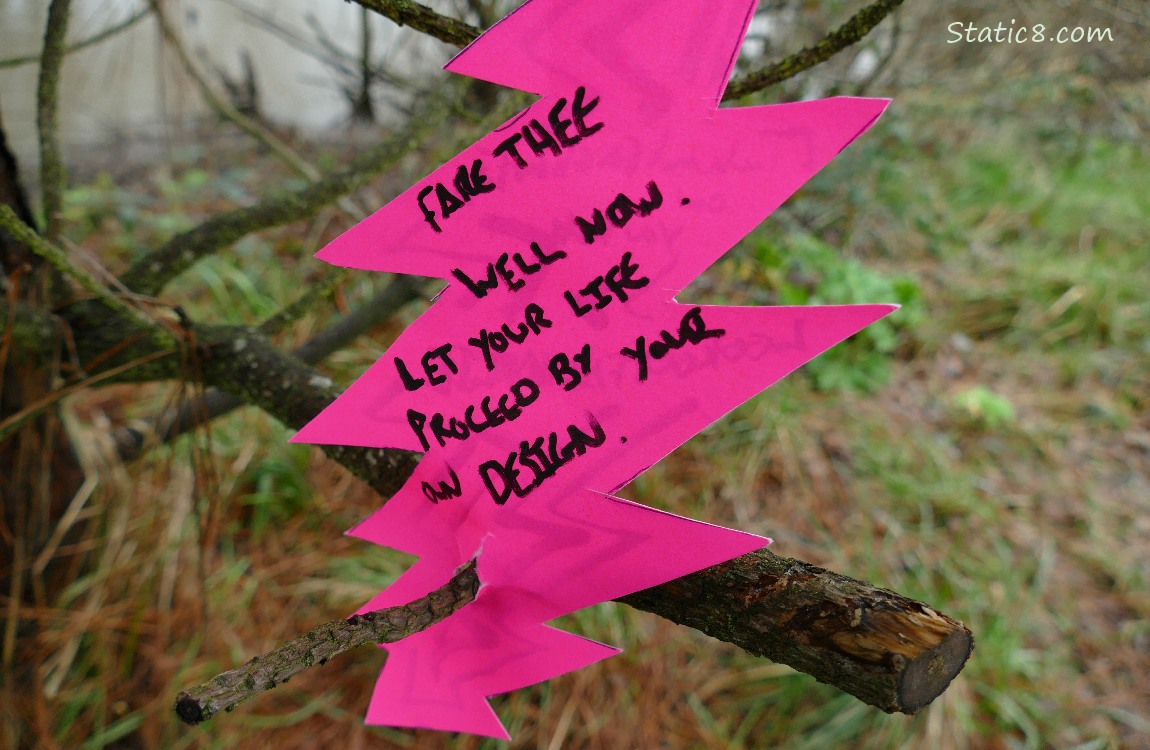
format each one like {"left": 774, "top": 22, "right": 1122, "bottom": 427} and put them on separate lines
{"left": 0, "top": 7, "right": 148, "bottom": 70}
{"left": 36, "top": 0, "right": 73, "bottom": 244}
{"left": 147, "top": 0, "right": 368, "bottom": 218}
{"left": 113, "top": 275, "right": 428, "bottom": 460}
{"left": 618, "top": 547, "right": 972, "bottom": 713}
{"left": 723, "top": 0, "right": 907, "bottom": 101}
{"left": 351, "top": 0, "right": 480, "bottom": 48}
{"left": 218, "top": 1, "right": 413, "bottom": 93}
{"left": 192, "top": 321, "right": 422, "bottom": 497}
{"left": 175, "top": 559, "right": 481, "bottom": 725}
{"left": 2, "top": 293, "right": 417, "bottom": 494}
{"left": 116, "top": 108, "right": 433, "bottom": 297}
{"left": 148, "top": 0, "right": 294, "bottom": 164}
{"left": 11, "top": 291, "right": 968, "bottom": 719}
{"left": 118, "top": 86, "right": 528, "bottom": 298}
{"left": 175, "top": 545, "right": 970, "bottom": 725}
{"left": 349, "top": 0, "right": 907, "bottom": 103}
{"left": 0, "top": 206, "right": 175, "bottom": 348}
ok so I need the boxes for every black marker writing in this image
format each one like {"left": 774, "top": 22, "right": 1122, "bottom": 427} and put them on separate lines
{"left": 563, "top": 251, "right": 649, "bottom": 317}
{"left": 620, "top": 306, "right": 726, "bottom": 381}
{"left": 468, "top": 303, "right": 553, "bottom": 371}
{"left": 394, "top": 344, "right": 459, "bottom": 391}
{"left": 493, "top": 86, "right": 604, "bottom": 169}
{"left": 416, "top": 159, "right": 496, "bottom": 232}
{"left": 451, "top": 242, "right": 567, "bottom": 299}
{"left": 422, "top": 468, "right": 462, "bottom": 504}
{"left": 548, "top": 344, "right": 591, "bottom": 391}
{"left": 574, "top": 180, "right": 663, "bottom": 244}
{"left": 478, "top": 415, "right": 607, "bottom": 504}
{"left": 406, "top": 377, "right": 540, "bottom": 451}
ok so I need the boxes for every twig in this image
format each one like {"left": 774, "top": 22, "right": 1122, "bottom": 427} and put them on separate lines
{"left": 257, "top": 266, "right": 347, "bottom": 337}
{"left": 0, "top": 206, "right": 174, "bottom": 347}
{"left": 175, "top": 558, "right": 480, "bottom": 724}
{"left": 358, "top": 6, "right": 374, "bottom": 121}
{"left": 351, "top": 0, "right": 480, "bottom": 48}
{"left": 465, "top": 0, "right": 499, "bottom": 30}
{"left": 723, "top": 0, "right": 907, "bottom": 101}
{"left": 855, "top": 5, "right": 903, "bottom": 94}
{"left": 147, "top": 0, "right": 333, "bottom": 192}
{"left": 293, "top": 276, "right": 428, "bottom": 363}
{"left": 0, "top": 7, "right": 148, "bottom": 70}
{"left": 118, "top": 86, "right": 527, "bottom": 298}
{"left": 115, "top": 102, "right": 434, "bottom": 297}
{"left": 220, "top": 1, "right": 411, "bottom": 91}
{"left": 2, "top": 298, "right": 421, "bottom": 495}
{"left": 350, "top": 0, "right": 907, "bottom": 103}
{"left": 36, "top": 0, "right": 73, "bottom": 244}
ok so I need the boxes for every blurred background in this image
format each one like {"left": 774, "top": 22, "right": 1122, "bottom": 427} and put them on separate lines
{"left": 0, "top": 0, "right": 1147, "bottom": 747}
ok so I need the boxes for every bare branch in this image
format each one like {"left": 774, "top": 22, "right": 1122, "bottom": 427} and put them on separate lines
{"left": 118, "top": 86, "right": 528, "bottom": 297}
{"left": 257, "top": 266, "right": 347, "bottom": 338}
{"left": 175, "top": 559, "right": 481, "bottom": 725}
{"left": 852, "top": 4, "right": 903, "bottom": 95}
{"left": 219, "top": 0, "right": 411, "bottom": 91}
{"left": 114, "top": 275, "right": 429, "bottom": 460}
{"left": 17, "top": 296, "right": 417, "bottom": 495}
{"left": 175, "top": 545, "right": 970, "bottom": 725}
{"left": 36, "top": 0, "right": 73, "bottom": 243}
{"left": 464, "top": 0, "right": 500, "bottom": 30}
{"left": 116, "top": 103, "right": 434, "bottom": 297}
{"left": 17, "top": 287, "right": 969, "bottom": 718}
{"left": 619, "top": 547, "right": 973, "bottom": 713}
{"left": 0, "top": 7, "right": 148, "bottom": 70}
{"left": 351, "top": 0, "right": 480, "bottom": 48}
{"left": 0, "top": 206, "right": 174, "bottom": 347}
{"left": 352, "top": 0, "right": 906, "bottom": 103}
{"left": 187, "top": 323, "right": 422, "bottom": 497}
{"left": 357, "top": 7, "right": 375, "bottom": 122}
{"left": 723, "top": 0, "right": 906, "bottom": 101}
{"left": 147, "top": 0, "right": 331, "bottom": 190}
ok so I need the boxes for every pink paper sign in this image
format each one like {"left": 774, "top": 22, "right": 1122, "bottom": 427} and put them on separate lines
{"left": 292, "top": 0, "right": 893, "bottom": 738}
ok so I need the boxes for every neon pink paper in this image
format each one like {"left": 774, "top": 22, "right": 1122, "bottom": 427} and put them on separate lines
{"left": 291, "top": 0, "right": 894, "bottom": 738}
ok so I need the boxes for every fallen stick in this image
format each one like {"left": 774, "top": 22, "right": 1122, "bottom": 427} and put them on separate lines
{"left": 618, "top": 547, "right": 973, "bottom": 714}
{"left": 176, "top": 548, "right": 971, "bottom": 724}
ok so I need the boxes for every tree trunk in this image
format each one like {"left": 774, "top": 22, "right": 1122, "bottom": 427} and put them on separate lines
{"left": 0, "top": 111, "right": 85, "bottom": 750}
